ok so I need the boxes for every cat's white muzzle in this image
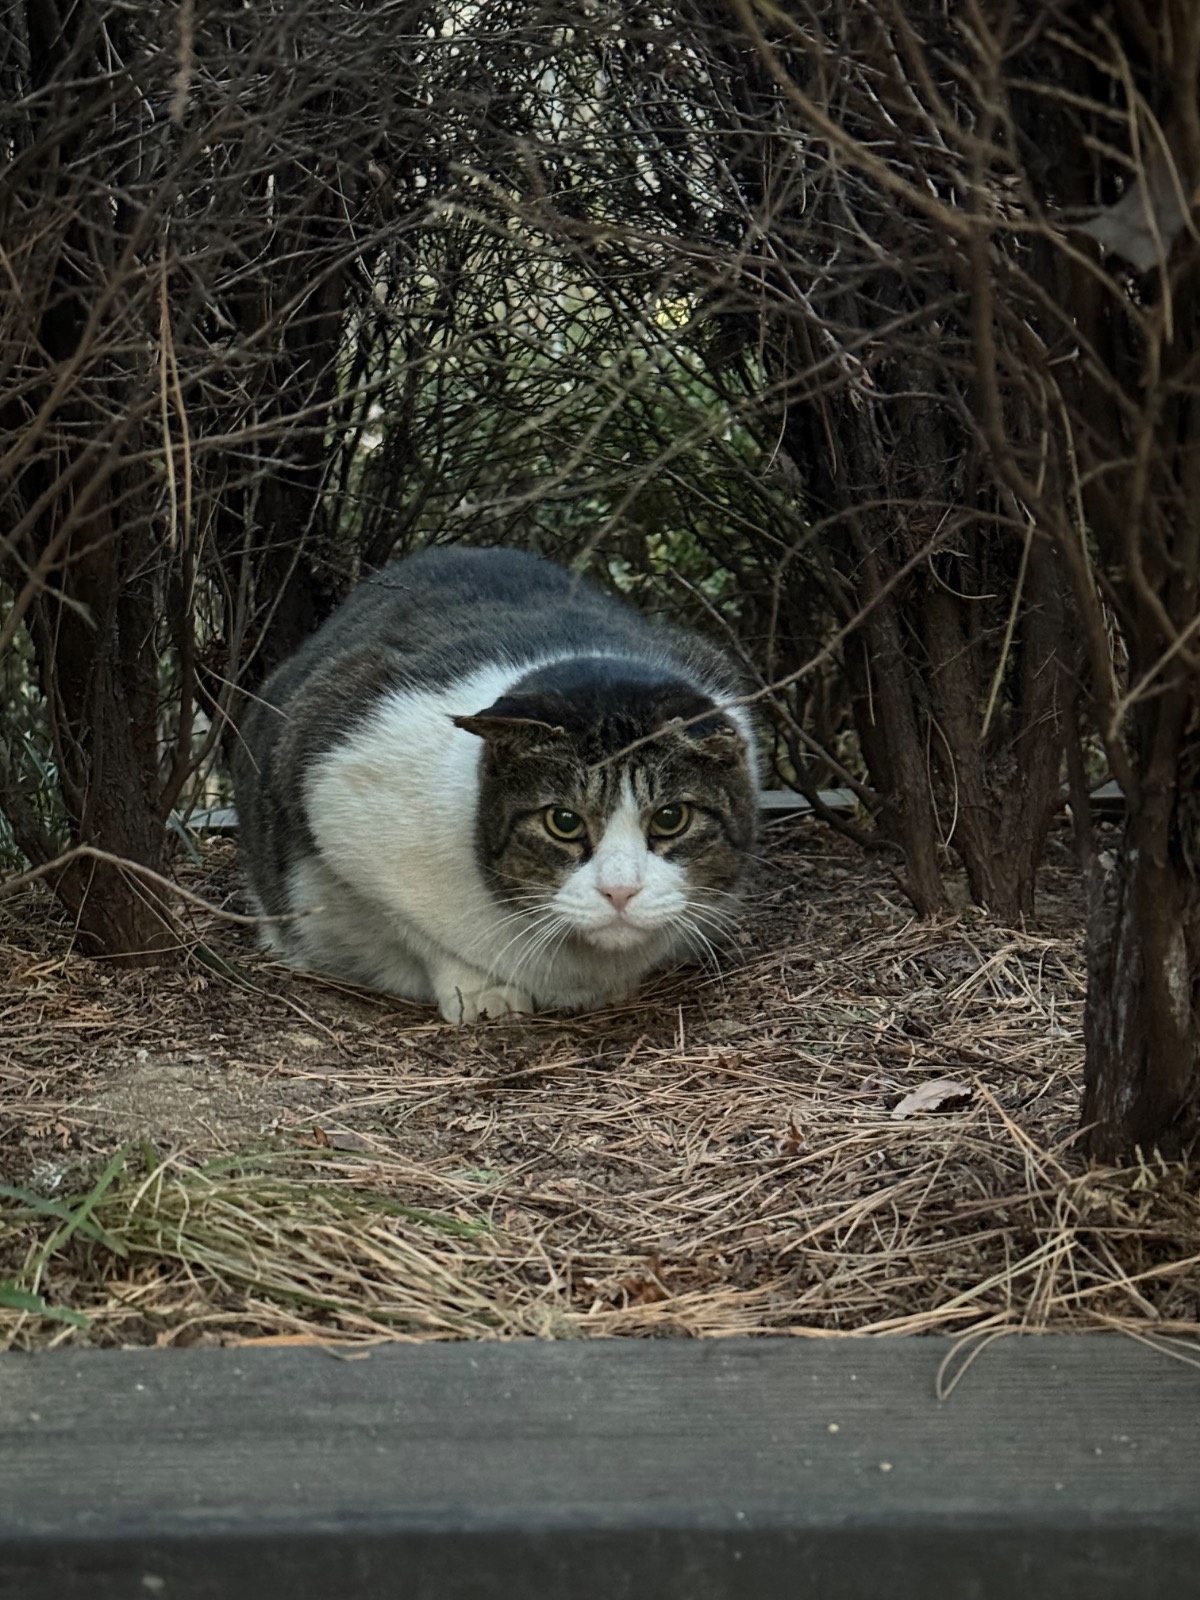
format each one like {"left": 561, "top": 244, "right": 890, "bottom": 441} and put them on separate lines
{"left": 582, "top": 914, "right": 658, "bottom": 952}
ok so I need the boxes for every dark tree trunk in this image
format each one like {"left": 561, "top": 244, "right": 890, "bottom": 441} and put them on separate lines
{"left": 780, "top": 361, "right": 1066, "bottom": 922}
{"left": 26, "top": 506, "right": 175, "bottom": 961}
{"left": 851, "top": 551, "right": 951, "bottom": 916}
{"left": 1083, "top": 697, "right": 1200, "bottom": 1158}
{"left": 1036, "top": 7, "right": 1200, "bottom": 1159}
{"left": 3, "top": 4, "right": 367, "bottom": 956}
{"left": 925, "top": 533, "right": 1067, "bottom": 921}
{"left": 1, "top": 0, "right": 176, "bottom": 960}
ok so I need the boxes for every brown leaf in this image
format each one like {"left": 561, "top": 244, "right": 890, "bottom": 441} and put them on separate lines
{"left": 891, "top": 1078, "right": 972, "bottom": 1120}
{"left": 616, "top": 1273, "right": 669, "bottom": 1306}
{"left": 775, "top": 1115, "right": 805, "bottom": 1156}
{"left": 612, "top": 1253, "right": 670, "bottom": 1306}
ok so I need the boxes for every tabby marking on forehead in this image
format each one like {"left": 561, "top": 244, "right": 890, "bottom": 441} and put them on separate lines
{"left": 232, "top": 546, "right": 759, "bottom": 1023}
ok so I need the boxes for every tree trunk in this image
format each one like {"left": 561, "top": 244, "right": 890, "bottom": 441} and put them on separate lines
{"left": 851, "top": 557, "right": 950, "bottom": 916}
{"left": 26, "top": 489, "right": 176, "bottom": 962}
{"left": 1083, "top": 695, "right": 1200, "bottom": 1158}
{"left": 925, "top": 532, "right": 1067, "bottom": 922}
{"left": 1045, "top": 8, "right": 1200, "bottom": 1157}
{"left": 2, "top": 0, "right": 176, "bottom": 961}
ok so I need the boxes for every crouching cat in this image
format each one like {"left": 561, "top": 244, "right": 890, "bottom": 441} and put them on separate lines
{"left": 233, "top": 546, "right": 759, "bottom": 1023}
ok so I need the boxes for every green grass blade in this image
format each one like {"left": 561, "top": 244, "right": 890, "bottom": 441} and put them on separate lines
{"left": 32, "top": 1147, "right": 130, "bottom": 1272}
{"left": 0, "top": 1282, "right": 90, "bottom": 1328}
{"left": 0, "top": 1183, "right": 128, "bottom": 1254}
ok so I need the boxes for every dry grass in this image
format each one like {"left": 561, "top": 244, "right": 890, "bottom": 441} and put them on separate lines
{"left": 2, "top": 821, "right": 1198, "bottom": 1351}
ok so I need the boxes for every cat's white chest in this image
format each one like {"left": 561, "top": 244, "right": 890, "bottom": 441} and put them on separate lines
{"left": 304, "top": 663, "right": 521, "bottom": 940}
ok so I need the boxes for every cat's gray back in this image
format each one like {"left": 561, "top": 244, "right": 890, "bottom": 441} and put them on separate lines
{"left": 246, "top": 546, "right": 738, "bottom": 745}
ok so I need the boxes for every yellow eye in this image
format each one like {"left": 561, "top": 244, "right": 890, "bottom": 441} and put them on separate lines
{"left": 649, "top": 802, "right": 691, "bottom": 838}
{"left": 544, "top": 807, "right": 586, "bottom": 842}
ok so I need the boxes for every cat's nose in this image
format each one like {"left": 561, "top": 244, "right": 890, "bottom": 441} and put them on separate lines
{"left": 600, "top": 884, "right": 641, "bottom": 912}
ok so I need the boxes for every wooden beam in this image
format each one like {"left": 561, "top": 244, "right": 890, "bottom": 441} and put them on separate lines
{"left": 178, "top": 782, "right": 1125, "bottom": 835}
{"left": 1, "top": 1335, "right": 1195, "bottom": 1598}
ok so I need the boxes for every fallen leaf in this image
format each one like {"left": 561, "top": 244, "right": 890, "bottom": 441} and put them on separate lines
{"left": 775, "top": 1115, "right": 805, "bottom": 1156}
{"left": 616, "top": 1273, "right": 669, "bottom": 1306}
{"left": 891, "top": 1078, "right": 972, "bottom": 1120}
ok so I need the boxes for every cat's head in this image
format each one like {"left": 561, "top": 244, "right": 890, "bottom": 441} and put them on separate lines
{"left": 453, "top": 658, "right": 758, "bottom": 956}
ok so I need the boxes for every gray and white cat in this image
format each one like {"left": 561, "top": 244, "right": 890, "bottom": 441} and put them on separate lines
{"left": 233, "top": 546, "right": 759, "bottom": 1022}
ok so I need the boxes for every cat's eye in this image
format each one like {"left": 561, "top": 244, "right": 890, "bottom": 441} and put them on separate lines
{"left": 544, "top": 807, "right": 586, "bottom": 842}
{"left": 649, "top": 802, "right": 691, "bottom": 838}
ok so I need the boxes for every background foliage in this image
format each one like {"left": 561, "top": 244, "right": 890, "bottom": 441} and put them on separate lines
{"left": 2, "top": 0, "right": 1198, "bottom": 1156}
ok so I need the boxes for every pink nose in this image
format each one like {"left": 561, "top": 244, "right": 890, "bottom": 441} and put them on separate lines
{"left": 601, "top": 885, "right": 641, "bottom": 912}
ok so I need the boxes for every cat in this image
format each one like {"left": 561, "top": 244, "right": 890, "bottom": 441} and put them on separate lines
{"left": 232, "top": 545, "right": 759, "bottom": 1022}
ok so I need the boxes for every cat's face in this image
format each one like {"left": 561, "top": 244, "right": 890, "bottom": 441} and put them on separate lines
{"left": 455, "top": 666, "right": 757, "bottom": 959}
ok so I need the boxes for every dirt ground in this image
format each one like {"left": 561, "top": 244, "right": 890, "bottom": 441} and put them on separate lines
{"left": 2, "top": 815, "right": 1198, "bottom": 1353}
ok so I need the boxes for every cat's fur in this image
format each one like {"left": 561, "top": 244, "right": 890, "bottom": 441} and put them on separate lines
{"left": 233, "top": 546, "right": 759, "bottom": 1022}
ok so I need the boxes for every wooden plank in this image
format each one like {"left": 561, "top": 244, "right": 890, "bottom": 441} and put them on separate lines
{"left": 175, "top": 805, "right": 240, "bottom": 836}
{"left": 759, "top": 787, "right": 857, "bottom": 815}
{"left": 1, "top": 1335, "right": 1196, "bottom": 1599}
{"left": 1086, "top": 779, "right": 1125, "bottom": 817}
{"left": 177, "top": 793, "right": 855, "bottom": 830}
{"left": 177, "top": 782, "right": 1124, "bottom": 834}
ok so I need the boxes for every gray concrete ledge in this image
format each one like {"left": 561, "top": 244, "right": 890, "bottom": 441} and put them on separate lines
{"left": 0, "top": 1333, "right": 1196, "bottom": 1598}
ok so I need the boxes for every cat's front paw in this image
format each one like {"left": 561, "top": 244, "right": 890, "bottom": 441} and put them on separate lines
{"left": 435, "top": 975, "right": 535, "bottom": 1024}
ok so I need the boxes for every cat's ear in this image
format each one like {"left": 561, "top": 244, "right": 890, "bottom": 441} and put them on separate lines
{"left": 676, "top": 715, "right": 747, "bottom": 764}
{"left": 453, "top": 711, "right": 567, "bottom": 754}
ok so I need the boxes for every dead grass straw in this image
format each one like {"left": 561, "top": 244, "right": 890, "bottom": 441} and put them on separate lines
{"left": 2, "top": 827, "right": 1198, "bottom": 1349}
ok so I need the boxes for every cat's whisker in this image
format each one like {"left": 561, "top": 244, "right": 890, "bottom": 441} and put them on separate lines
{"left": 671, "top": 904, "right": 740, "bottom": 978}
{"left": 492, "top": 914, "right": 563, "bottom": 977}
{"left": 464, "top": 899, "right": 548, "bottom": 943}
{"left": 509, "top": 911, "right": 576, "bottom": 995}
{"left": 672, "top": 925, "right": 729, "bottom": 995}
{"left": 681, "top": 900, "right": 740, "bottom": 939}
{"left": 503, "top": 939, "right": 556, "bottom": 1003}
{"left": 463, "top": 902, "right": 562, "bottom": 982}
{"left": 467, "top": 889, "right": 585, "bottom": 999}
{"left": 518, "top": 908, "right": 576, "bottom": 966}
{"left": 675, "top": 913, "right": 726, "bottom": 964}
